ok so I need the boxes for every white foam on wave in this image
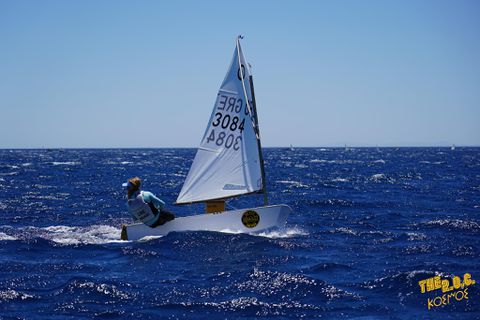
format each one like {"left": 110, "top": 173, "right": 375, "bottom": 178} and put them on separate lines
{"left": 333, "top": 227, "right": 358, "bottom": 236}
{"left": 276, "top": 180, "right": 309, "bottom": 188}
{"left": 419, "top": 161, "right": 445, "bottom": 165}
{"left": 331, "top": 178, "right": 348, "bottom": 182}
{"left": 0, "top": 172, "right": 18, "bottom": 176}
{"left": 0, "top": 289, "right": 34, "bottom": 301}
{"left": 310, "top": 159, "right": 327, "bottom": 163}
{"left": 310, "top": 159, "right": 363, "bottom": 165}
{"left": 217, "top": 227, "right": 309, "bottom": 239}
{"left": 373, "top": 159, "right": 386, "bottom": 164}
{"left": 370, "top": 173, "right": 386, "bottom": 181}
{"left": 42, "top": 225, "right": 124, "bottom": 244}
{"left": 1, "top": 225, "right": 124, "bottom": 245}
{"left": 424, "top": 219, "right": 480, "bottom": 231}
{"left": 138, "top": 235, "right": 163, "bottom": 242}
{"left": 406, "top": 232, "right": 427, "bottom": 241}
{"left": 218, "top": 228, "right": 243, "bottom": 234}
{"left": 294, "top": 164, "right": 308, "bottom": 169}
{"left": 51, "top": 161, "right": 81, "bottom": 166}
{"left": 0, "top": 232, "right": 17, "bottom": 241}
{"left": 256, "top": 227, "right": 309, "bottom": 239}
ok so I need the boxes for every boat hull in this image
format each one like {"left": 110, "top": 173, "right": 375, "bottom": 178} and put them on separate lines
{"left": 121, "top": 204, "right": 291, "bottom": 241}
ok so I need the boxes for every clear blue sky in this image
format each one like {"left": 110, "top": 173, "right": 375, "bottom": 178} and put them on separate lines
{"left": 1, "top": 0, "right": 479, "bottom": 148}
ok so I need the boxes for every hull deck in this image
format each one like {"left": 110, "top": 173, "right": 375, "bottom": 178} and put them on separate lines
{"left": 121, "top": 204, "right": 291, "bottom": 241}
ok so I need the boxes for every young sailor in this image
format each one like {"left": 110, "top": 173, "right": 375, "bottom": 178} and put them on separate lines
{"left": 123, "top": 177, "right": 174, "bottom": 227}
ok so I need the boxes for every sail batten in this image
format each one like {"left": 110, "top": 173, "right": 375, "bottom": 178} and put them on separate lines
{"left": 176, "top": 38, "right": 263, "bottom": 204}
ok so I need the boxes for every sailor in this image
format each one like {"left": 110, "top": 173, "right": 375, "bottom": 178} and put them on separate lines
{"left": 123, "top": 177, "right": 174, "bottom": 227}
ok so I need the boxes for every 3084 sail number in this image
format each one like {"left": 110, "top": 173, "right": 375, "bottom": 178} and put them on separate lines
{"left": 207, "top": 111, "right": 245, "bottom": 150}
{"left": 212, "top": 112, "right": 245, "bottom": 133}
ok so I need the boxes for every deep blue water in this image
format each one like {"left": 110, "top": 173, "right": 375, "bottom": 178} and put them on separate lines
{"left": 0, "top": 147, "right": 479, "bottom": 319}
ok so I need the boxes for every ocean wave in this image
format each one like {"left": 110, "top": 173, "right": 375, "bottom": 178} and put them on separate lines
{"left": 305, "top": 262, "right": 352, "bottom": 273}
{"left": 44, "top": 225, "right": 123, "bottom": 244}
{"left": 314, "top": 198, "right": 353, "bottom": 207}
{"left": 403, "top": 244, "right": 431, "bottom": 254}
{"left": 330, "top": 228, "right": 392, "bottom": 239}
{"left": 172, "top": 173, "right": 187, "bottom": 177}
{"left": 55, "top": 279, "right": 135, "bottom": 301}
{"left": 332, "top": 227, "right": 358, "bottom": 236}
{"left": 137, "top": 235, "right": 163, "bottom": 242}
{"left": 310, "top": 159, "right": 364, "bottom": 165}
{"left": 256, "top": 227, "right": 309, "bottom": 239}
{"left": 237, "top": 268, "right": 316, "bottom": 292}
{"left": 51, "top": 161, "right": 81, "bottom": 166}
{"left": 0, "top": 232, "right": 17, "bottom": 241}
{"left": 423, "top": 219, "right": 480, "bottom": 232}
{"left": 276, "top": 180, "right": 309, "bottom": 188}
{"left": 230, "top": 268, "right": 361, "bottom": 304}
{"left": 373, "top": 159, "right": 386, "bottom": 164}
{"left": 370, "top": 173, "right": 386, "bottom": 181}
{"left": 0, "top": 171, "right": 18, "bottom": 176}
{"left": 179, "top": 297, "right": 320, "bottom": 314}
{"left": 0, "top": 289, "right": 35, "bottom": 302}
{"left": 1, "top": 225, "right": 123, "bottom": 245}
{"left": 452, "top": 245, "right": 476, "bottom": 257}
{"left": 212, "top": 227, "right": 309, "bottom": 239}
{"left": 310, "top": 159, "right": 327, "bottom": 163}
{"left": 406, "top": 232, "right": 427, "bottom": 241}
{"left": 230, "top": 267, "right": 355, "bottom": 303}
{"left": 294, "top": 164, "right": 308, "bottom": 169}
{"left": 361, "top": 269, "right": 448, "bottom": 293}
{"left": 419, "top": 161, "right": 445, "bottom": 165}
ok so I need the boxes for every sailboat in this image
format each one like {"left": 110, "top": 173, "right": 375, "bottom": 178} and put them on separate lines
{"left": 121, "top": 36, "right": 292, "bottom": 241}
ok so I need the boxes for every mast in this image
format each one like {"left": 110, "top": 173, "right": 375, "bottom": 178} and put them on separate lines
{"left": 236, "top": 36, "right": 268, "bottom": 205}
{"left": 248, "top": 75, "right": 268, "bottom": 205}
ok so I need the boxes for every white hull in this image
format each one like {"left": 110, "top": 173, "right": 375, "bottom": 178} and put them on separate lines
{"left": 121, "top": 204, "right": 291, "bottom": 241}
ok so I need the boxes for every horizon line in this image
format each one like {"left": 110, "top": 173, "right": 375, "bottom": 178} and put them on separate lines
{"left": 1, "top": 145, "right": 478, "bottom": 150}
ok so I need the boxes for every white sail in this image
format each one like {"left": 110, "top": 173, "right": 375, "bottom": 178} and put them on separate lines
{"left": 176, "top": 39, "right": 263, "bottom": 204}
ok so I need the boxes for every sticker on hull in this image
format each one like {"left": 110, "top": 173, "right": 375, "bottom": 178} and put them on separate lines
{"left": 242, "top": 210, "right": 260, "bottom": 228}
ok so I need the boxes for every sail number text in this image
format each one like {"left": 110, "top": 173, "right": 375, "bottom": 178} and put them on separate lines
{"left": 208, "top": 112, "right": 244, "bottom": 150}
{"left": 212, "top": 113, "right": 245, "bottom": 132}
{"left": 206, "top": 130, "right": 241, "bottom": 150}
{"left": 204, "top": 94, "right": 253, "bottom": 150}
{"left": 217, "top": 95, "right": 251, "bottom": 116}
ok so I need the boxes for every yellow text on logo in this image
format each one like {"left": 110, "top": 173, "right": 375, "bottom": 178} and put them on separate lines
{"left": 418, "top": 273, "right": 475, "bottom": 294}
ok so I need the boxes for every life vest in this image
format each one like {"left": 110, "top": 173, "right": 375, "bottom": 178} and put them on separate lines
{"left": 127, "top": 192, "right": 158, "bottom": 226}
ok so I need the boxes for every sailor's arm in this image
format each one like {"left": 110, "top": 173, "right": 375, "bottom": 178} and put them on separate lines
{"left": 143, "top": 191, "right": 165, "bottom": 210}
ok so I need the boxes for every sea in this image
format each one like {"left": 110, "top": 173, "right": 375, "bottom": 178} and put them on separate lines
{"left": 0, "top": 147, "right": 479, "bottom": 319}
